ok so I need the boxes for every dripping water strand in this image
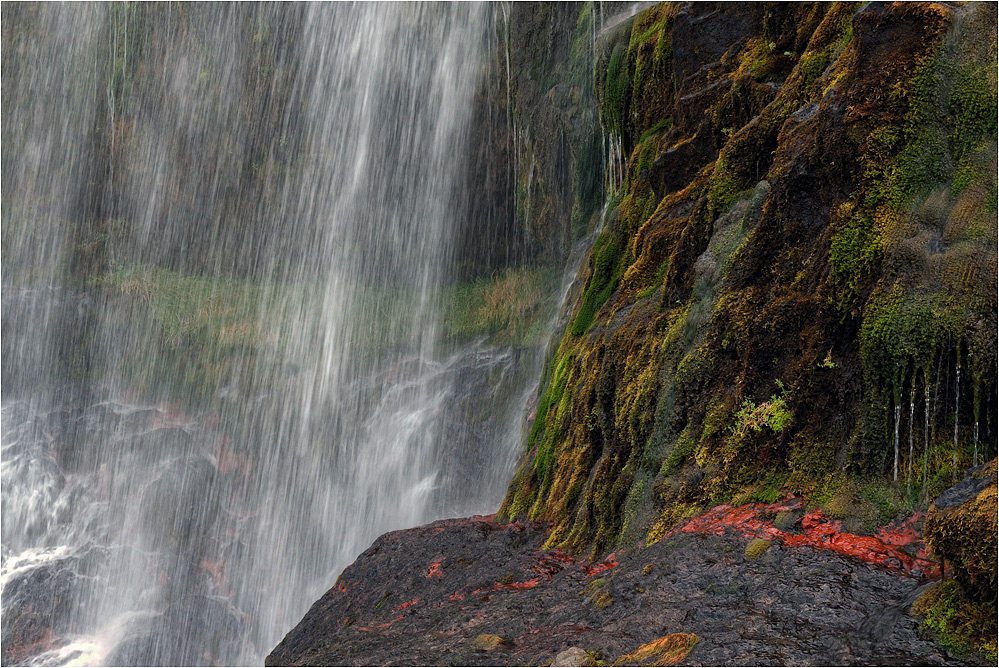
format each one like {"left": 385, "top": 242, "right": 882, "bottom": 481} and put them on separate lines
{"left": 893, "top": 400, "right": 901, "bottom": 482}
{"left": 923, "top": 367, "right": 930, "bottom": 499}
{"left": 907, "top": 380, "right": 915, "bottom": 490}
{"left": 952, "top": 350, "right": 960, "bottom": 481}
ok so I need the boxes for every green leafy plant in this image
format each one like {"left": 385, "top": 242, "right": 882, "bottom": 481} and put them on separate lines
{"left": 730, "top": 379, "right": 793, "bottom": 438}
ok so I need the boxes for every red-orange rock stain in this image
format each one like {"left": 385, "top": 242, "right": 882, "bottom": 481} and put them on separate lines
{"left": 427, "top": 559, "right": 445, "bottom": 578}
{"left": 394, "top": 598, "right": 419, "bottom": 611}
{"left": 357, "top": 615, "right": 404, "bottom": 631}
{"left": 584, "top": 552, "right": 620, "bottom": 577}
{"left": 673, "top": 495, "right": 939, "bottom": 577}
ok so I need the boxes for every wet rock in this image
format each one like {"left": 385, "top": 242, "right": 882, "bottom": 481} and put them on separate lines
{"left": 0, "top": 556, "right": 78, "bottom": 665}
{"left": 104, "top": 594, "right": 248, "bottom": 667}
{"left": 138, "top": 455, "right": 219, "bottom": 551}
{"left": 267, "top": 515, "right": 968, "bottom": 667}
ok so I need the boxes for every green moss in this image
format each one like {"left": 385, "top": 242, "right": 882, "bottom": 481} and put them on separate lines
{"left": 602, "top": 43, "right": 630, "bottom": 135}
{"left": 93, "top": 265, "right": 270, "bottom": 401}
{"left": 634, "top": 259, "right": 668, "bottom": 302}
{"left": 528, "top": 350, "right": 574, "bottom": 450}
{"left": 571, "top": 230, "right": 627, "bottom": 335}
{"left": 925, "top": 480, "right": 998, "bottom": 602}
{"left": 797, "top": 51, "right": 829, "bottom": 86}
{"left": 706, "top": 158, "right": 744, "bottom": 219}
{"left": 661, "top": 422, "right": 697, "bottom": 477}
{"left": 734, "top": 472, "right": 790, "bottom": 505}
{"left": 568, "top": 2, "right": 595, "bottom": 89}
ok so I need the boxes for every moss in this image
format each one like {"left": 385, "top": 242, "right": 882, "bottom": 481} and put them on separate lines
{"left": 913, "top": 580, "right": 998, "bottom": 664}
{"left": 472, "top": 634, "right": 506, "bottom": 652}
{"left": 590, "top": 588, "right": 613, "bottom": 609}
{"left": 924, "top": 477, "right": 998, "bottom": 602}
{"left": 733, "top": 472, "right": 790, "bottom": 506}
{"left": 705, "top": 158, "right": 744, "bottom": 219}
{"left": 92, "top": 265, "right": 270, "bottom": 401}
{"left": 817, "top": 478, "right": 908, "bottom": 534}
{"left": 744, "top": 538, "right": 771, "bottom": 560}
{"left": 571, "top": 230, "right": 627, "bottom": 335}
{"left": 602, "top": 42, "right": 631, "bottom": 137}
{"left": 729, "top": 382, "right": 793, "bottom": 441}
{"left": 613, "top": 634, "right": 698, "bottom": 667}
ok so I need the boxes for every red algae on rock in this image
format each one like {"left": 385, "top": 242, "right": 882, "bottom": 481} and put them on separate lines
{"left": 670, "top": 494, "right": 938, "bottom": 577}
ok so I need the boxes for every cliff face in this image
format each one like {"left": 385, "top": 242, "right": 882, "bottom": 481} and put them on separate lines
{"left": 499, "top": 1, "right": 996, "bottom": 559}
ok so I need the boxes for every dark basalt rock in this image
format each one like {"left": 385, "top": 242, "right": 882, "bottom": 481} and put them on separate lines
{"left": 267, "top": 515, "right": 967, "bottom": 667}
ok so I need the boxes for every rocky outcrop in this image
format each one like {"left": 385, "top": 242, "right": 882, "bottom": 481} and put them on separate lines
{"left": 266, "top": 509, "right": 967, "bottom": 666}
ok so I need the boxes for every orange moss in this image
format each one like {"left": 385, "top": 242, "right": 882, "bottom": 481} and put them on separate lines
{"left": 614, "top": 633, "right": 699, "bottom": 667}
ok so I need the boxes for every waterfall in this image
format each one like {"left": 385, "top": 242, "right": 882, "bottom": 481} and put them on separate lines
{"left": 2, "top": 4, "right": 550, "bottom": 666}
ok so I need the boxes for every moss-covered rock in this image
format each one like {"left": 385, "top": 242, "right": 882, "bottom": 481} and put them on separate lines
{"left": 915, "top": 460, "right": 998, "bottom": 662}
{"left": 501, "top": 1, "right": 997, "bottom": 602}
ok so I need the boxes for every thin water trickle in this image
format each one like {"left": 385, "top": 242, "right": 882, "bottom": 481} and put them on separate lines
{"left": 892, "top": 400, "right": 902, "bottom": 482}
{"left": 908, "top": 381, "right": 915, "bottom": 489}
{"left": 1, "top": 5, "right": 558, "bottom": 666}
{"left": 952, "top": 354, "right": 961, "bottom": 480}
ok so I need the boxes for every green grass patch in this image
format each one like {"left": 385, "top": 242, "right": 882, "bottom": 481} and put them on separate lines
{"left": 443, "top": 267, "right": 559, "bottom": 346}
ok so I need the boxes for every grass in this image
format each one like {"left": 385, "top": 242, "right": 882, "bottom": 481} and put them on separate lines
{"left": 442, "top": 267, "right": 559, "bottom": 347}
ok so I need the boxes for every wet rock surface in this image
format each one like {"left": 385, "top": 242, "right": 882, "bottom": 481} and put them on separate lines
{"left": 267, "top": 513, "right": 966, "bottom": 667}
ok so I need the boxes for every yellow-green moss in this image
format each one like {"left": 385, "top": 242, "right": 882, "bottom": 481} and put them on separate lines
{"left": 472, "top": 634, "right": 506, "bottom": 652}
{"left": 913, "top": 580, "right": 998, "bottom": 664}
{"left": 924, "top": 476, "right": 998, "bottom": 602}
{"left": 744, "top": 538, "right": 772, "bottom": 560}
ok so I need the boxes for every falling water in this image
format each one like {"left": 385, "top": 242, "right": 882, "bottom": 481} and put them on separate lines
{"left": 923, "top": 369, "right": 931, "bottom": 497}
{"left": 605, "top": 131, "right": 626, "bottom": 196}
{"left": 973, "top": 382, "right": 980, "bottom": 467}
{"left": 892, "top": 401, "right": 901, "bottom": 482}
{"left": 2, "top": 4, "right": 556, "bottom": 666}
{"left": 907, "top": 380, "right": 915, "bottom": 489}
{"left": 952, "top": 353, "right": 961, "bottom": 480}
